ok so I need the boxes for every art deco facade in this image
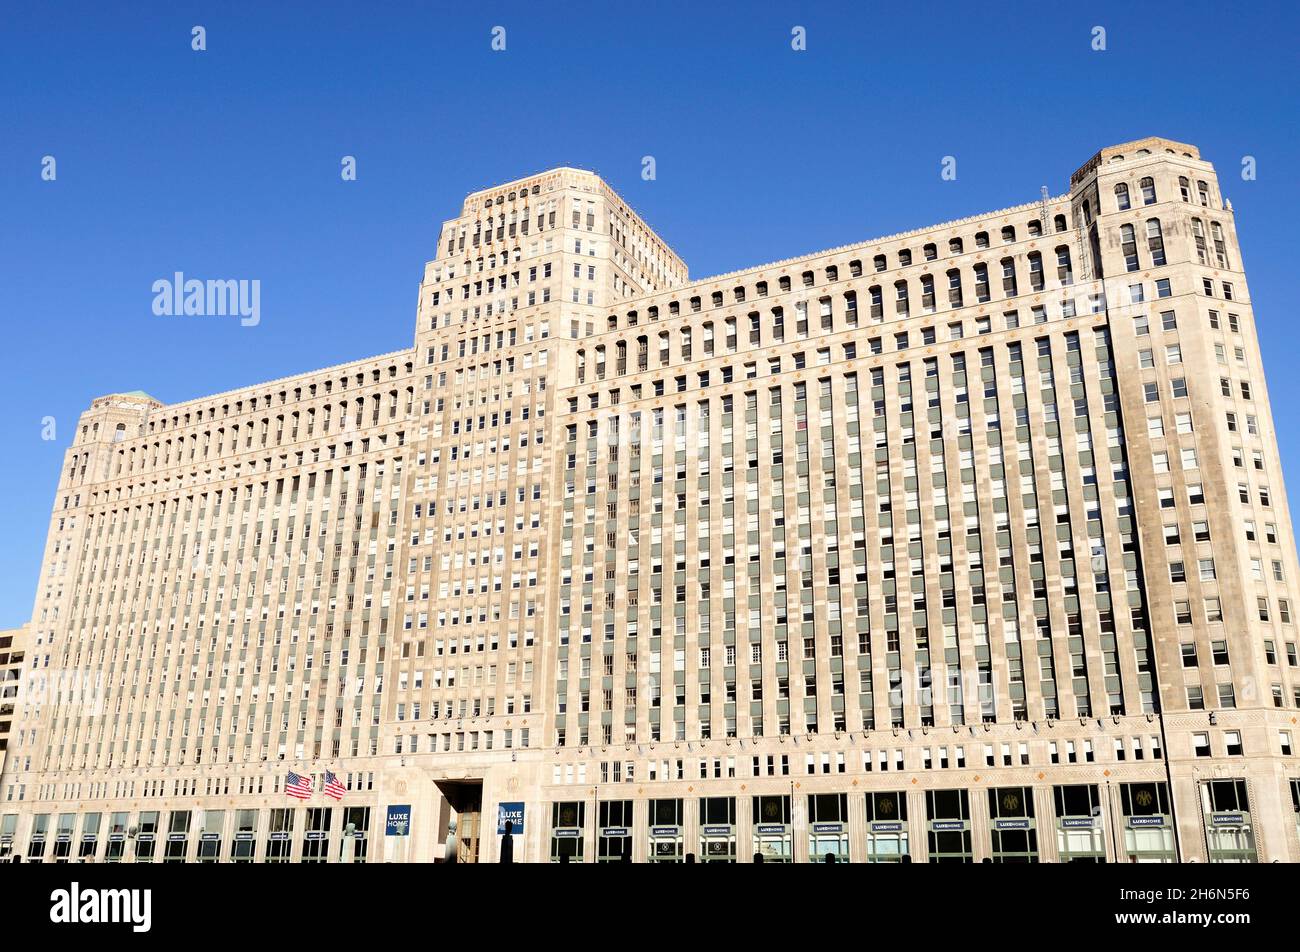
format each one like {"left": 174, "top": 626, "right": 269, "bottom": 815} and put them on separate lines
{"left": 3, "top": 138, "right": 1299, "bottom": 863}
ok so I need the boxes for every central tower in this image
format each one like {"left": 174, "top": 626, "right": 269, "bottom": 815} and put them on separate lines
{"left": 397, "top": 168, "right": 686, "bottom": 857}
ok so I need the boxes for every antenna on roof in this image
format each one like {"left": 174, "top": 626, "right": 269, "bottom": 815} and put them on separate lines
{"left": 1038, "top": 186, "right": 1050, "bottom": 232}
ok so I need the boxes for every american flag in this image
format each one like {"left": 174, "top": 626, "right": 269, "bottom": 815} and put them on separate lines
{"left": 323, "top": 770, "right": 346, "bottom": 801}
{"left": 285, "top": 770, "right": 313, "bottom": 800}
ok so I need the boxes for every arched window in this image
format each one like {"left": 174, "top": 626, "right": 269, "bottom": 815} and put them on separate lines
{"left": 1145, "top": 219, "right": 1166, "bottom": 267}
{"left": 1140, "top": 177, "right": 1157, "bottom": 205}
{"left": 949, "top": 237, "right": 964, "bottom": 254}
{"left": 1001, "top": 257, "right": 1017, "bottom": 297}
{"left": 946, "top": 269, "right": 963, "bottom": 308}
{"left": 1114, "top": 183, "right": 1130, "bottom": 211}
{"left": 1197, "top": 180, "right": 1211, "bottom": 207}
{"left": 1178, "top": 176, "right": 1191, "bottom": 202}
{"left": 894, "top": 279, "right": 910, "bottom": 316}
{"left": 1001, "top": 225, "right": 1016, "bottom": 243}
{"left": 1053, "top": 214, "right": 1067, "bottom": 233}
{"left": 1027, "top": 251, "right": 1044, "bottom": 291}
{"left": 1210, "top": 221, "right": 1229, "bottom": 268}
{"left": 1120, "top": 224, "right": 1139, "bottom": 272}
{"left": 1055, "top": 246, "right": 1073, "bottom": 285}
{"left": 1191, "top": 219, "right": 1208, "bottom": 264}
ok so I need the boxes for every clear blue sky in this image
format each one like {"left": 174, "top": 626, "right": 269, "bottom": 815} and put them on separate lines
{"left": 1, "top": 1, "right": 1298, "bottom": 627}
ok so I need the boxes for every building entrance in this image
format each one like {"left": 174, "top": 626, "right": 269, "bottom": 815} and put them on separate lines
{"left": 436, "top": 779, "right": 484, "bottom": 863}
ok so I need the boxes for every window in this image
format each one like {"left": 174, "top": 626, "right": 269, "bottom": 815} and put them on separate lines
{"left": 1121, "top": 224, "right": 1139, "bottom": 272}
{"left": 1146, "top": 219, "right": 1166, "bottom": 266}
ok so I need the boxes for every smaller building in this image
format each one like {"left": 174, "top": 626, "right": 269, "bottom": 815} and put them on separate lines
{"left": 0, "top": 623, "right": 30, "bottom": 858}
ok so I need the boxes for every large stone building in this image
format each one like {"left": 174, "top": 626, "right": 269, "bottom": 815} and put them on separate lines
{"left": 3, "top": 137, "right": 1299, "bottom": 863}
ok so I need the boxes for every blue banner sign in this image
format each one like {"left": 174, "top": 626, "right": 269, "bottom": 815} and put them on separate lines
{"left": 1128, "top": 816, "right": 1166, "bottom": 828}
{"left": 497, "top": 802, "right": 525, "bottom": 836}
{"left": 385, "top": 804, "right": 411, "bottom": 837}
